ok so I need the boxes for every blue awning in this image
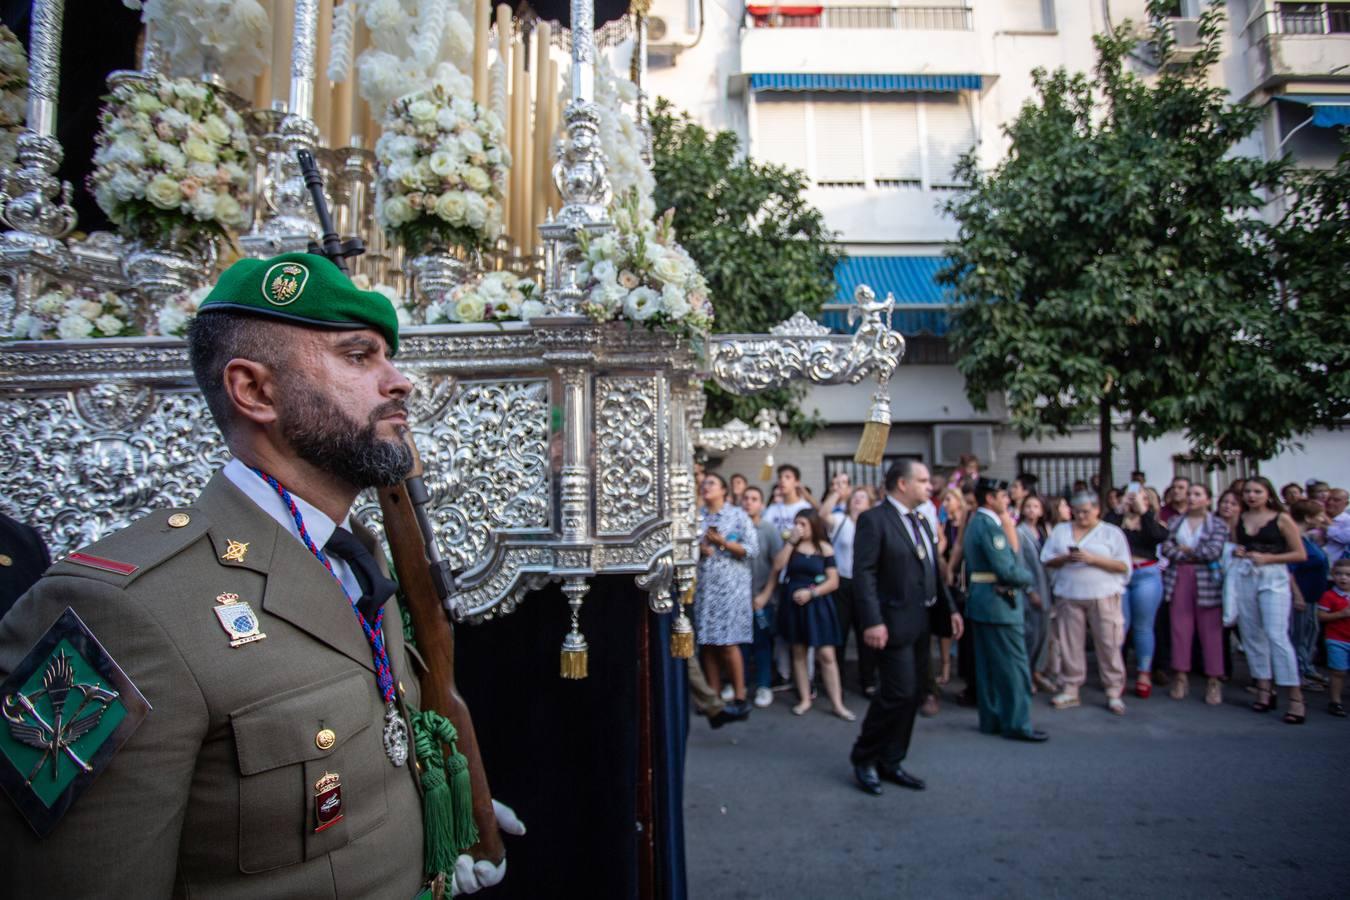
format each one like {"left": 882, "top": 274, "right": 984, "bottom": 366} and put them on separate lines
{"left": 749, "top": 73, "right": 982, "bottom": 94}
{"left": 1277, "top": 94, "right": 1350, "bottom": 128}
{"left": 825, "top": 255, "right": 953, "bottom": 336}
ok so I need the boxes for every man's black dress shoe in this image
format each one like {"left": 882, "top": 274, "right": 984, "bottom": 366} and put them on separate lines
{"left": 877, "top": 765, "right": 926, "bottom": 791}
{"left": 708, "top": 705, "right": 750, "bottom": 729}
{"left": 1004, "top": 729, "right": 1049, "bottom": 743}
{"left": 852, "top": 764, "right": 883, "bottom": 796}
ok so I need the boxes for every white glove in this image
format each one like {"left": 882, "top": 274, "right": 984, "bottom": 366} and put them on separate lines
{"left": 449, "top": 800, "right": 526, "bottom": 894}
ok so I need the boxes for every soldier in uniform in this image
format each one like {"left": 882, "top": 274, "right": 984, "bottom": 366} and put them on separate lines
{"left": 0, "top": 252, "right": 521, "bottom": 897}
{"left": 962, "top": 478, "right": 1048, "bottom": 743}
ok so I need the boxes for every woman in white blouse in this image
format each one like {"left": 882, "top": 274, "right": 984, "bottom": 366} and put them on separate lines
{"left": 1041, "top": 493, "right": 1133, "bottom": 715}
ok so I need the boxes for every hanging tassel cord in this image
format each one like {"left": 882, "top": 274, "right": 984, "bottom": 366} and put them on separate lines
{"left": 410, "top": 708, "right": 479, "bottom": 879}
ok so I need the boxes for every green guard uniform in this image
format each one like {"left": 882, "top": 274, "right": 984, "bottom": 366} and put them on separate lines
{"left": 0, "top": 253, "right": 429, "bottom": 897}
{"left": 962, "top": 510, "right": 1037, "bottom": 739}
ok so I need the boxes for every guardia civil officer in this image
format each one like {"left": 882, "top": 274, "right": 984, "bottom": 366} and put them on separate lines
{"left": 963, "top": 478, "right": 1048, "bottom": 742}
{"left": 0, "top": 253, "right": 521, "bottom": 898}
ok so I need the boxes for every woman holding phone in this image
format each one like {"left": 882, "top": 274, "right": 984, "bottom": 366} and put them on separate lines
{"left": 696, "top": 474, "right": 760, "bottom": 714}
{"left": 1106, "top": 486, "right": 1170, "bottom": 697}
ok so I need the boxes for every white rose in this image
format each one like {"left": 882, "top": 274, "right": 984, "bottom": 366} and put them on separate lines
{"left": 408, "top": 99, "right": 438, "bottom": 123}
{"left": 188, "top": 188, "right": 218, "bottom": 221}
{"left": 57, "top": 314, "right": 94, "bottom": 340}
{"left": 145, "top": 174, "right": 183, "bottom": 210}
{"left": 592, "top": 260, "right": 618, "bottom": 285}
{"left": 651, "top": 254, "right": 686, "bottom": 286}
{"left": 203, "top": 115, "right": 232, "bottom": 144}
{"left": 94, "top": 314, "right": 124, "bottom": 336}
{"left": 587, "top": 234, "right": 618, "bottom": 263}
{"left": 434, "top": 191, "right": 468, "bottom": 225}
{"left": 157, "top": 304, "right": 189, "bottom": 337}
{"left": 79, "top": 300, "right": 104, "bottom": 320}
{"left": 12, "top": 313, "right": 44, "bottom": 340}
{"left": 380, "top": 195, "right": 413, "bottom": 227}
{"left": 462, "top": 192, "right": 488, "bottom": 230}
{"left": 454, "top": 294, "right": 486, "bottom": 323}
{"left": 485, "top": 147, "right": 502, "bottom": 166}
{"left": 451, "top": 97, "right": 475, "bottom": 120}
{"left": 624, "top": 287, "right": 660, "bottom": 321}
{"left": 131, "top": 92, "right": 163, "bottom": 114}
{"left": 34, "top": 292, "right": 64, "bottom": 315}
{"left": 458, "top": 131, "right": 484, "bottom": 155}
{"left": 157, "top": 143, "right": 187, "bottom": 172}
{"left": 462, "top": 166, "right": 491, "bottom": 193}
{"left": 661, "top": 283, "right": 691, "bottom": 319}
{"left": 173, "top": 81, "right": 208, "bottom": 104}
{"left": 213, "top": 194, "right": 244, "bottom": 225}
{"left": 428, "top": 150, "right": 456, "bottom": 177}
{"left": 520, "top": 299, "right": 547, "bottom": 321}
{"left": 425, "top": 302, "right": 449, "bottom": 324}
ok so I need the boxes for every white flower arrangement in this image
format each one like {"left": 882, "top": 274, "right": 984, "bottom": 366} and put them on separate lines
{"left": 350, "top": 0, "right": 474, "bottom": 114}
{"left": 349, "top": 273, "right": 413, "bottom": 327}
{"left": 375, "top": 82, "right": 508, "bottom": 253}
{"left": 9, "top": 287, "right": 137, "bottom": 341}
{"left": 90, "top": 74, "right": 252, "bottom": 244}
{"left": 153, "top": 283, "right": 210, "bottom": 337}
{"left": 575, "top": 192, "right": 713, "bottom": 339}
{"left": 122, "top": 1, "right": 270, "bottom": 86}
{"left": 0, "top": 24, "right": 27, "bottom": 168}
{"left": 562, "top": 59, "right": 655, "bottom": 221}
{"left": 425, "top": 270, "right": 537, "bottom": 324}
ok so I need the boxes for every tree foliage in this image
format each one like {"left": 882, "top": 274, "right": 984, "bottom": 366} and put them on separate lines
{"left": 940, "top": 1, "right": 1344, "bottom": 484}
{"left": 650, "top": 99, "right": 840, "bottom": 440}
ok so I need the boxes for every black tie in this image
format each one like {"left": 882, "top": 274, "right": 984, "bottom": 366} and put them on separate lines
{"left": 323, "top": 527, "right": 398, "bottom": 623}
{"left": 908, "top": 513, "right": 937, "bottom": 607}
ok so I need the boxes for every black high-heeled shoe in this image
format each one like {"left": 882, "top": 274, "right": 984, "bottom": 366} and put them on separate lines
{"left": 1251, "top": 689, "right": 1275, "bottom": 713}
{"left": 1283, "top": 700, "right": 1306, "bottom": 725}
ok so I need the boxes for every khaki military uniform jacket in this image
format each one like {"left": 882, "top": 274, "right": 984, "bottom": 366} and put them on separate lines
{"left": 0, "top": 473, "right": 425, "bottom": 898}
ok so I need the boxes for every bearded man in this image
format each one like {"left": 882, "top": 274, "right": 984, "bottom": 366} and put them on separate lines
{"left": 0, "top": 253, "right": 520, "bottom": 897}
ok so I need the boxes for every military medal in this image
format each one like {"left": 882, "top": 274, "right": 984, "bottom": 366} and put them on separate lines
{"left": 220, "top": 539, "right": 250, "bottom": 563}
{"left": 212, "top": 592, "right": 266, "bottom": 647}
{"left": 313, "top": 771, "right": 344, "bottom": 832}
{"left": 249, "top": 466, "right": 409, "bottom": 767}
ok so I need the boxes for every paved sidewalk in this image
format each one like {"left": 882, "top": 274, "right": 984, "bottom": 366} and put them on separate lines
{"left": 685, "top": 675, "right": 1344, "bottom": 898}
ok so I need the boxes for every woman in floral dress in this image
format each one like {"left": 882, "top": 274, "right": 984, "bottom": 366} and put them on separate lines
{"left": 696, "top": 474, "right": 760, "bottom": 712}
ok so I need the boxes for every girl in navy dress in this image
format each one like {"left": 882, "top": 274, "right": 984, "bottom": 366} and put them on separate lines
{"left": 755, "top": 508, "right": 854, "bottom": 720}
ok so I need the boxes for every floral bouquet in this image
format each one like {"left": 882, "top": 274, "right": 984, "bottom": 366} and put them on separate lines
{"left": 90, "top": 74, "right": 251, "bottom": 244}
{"left": 153, "top": 283, "right": 211, "bottom": 337}
{"left": 10, "top": 287, "right": 138, "bottom": 341}
{"left": 427, "top": 270, "right": 538, "bottom": 324}
{"left": 575, "top": 192, "right": 714, "bottom": 339}
{"left": 0, "top": 24, "right": 27, "bottom": 167}
{"left": 375, "top": 83, "right": 508, "bottom": 253}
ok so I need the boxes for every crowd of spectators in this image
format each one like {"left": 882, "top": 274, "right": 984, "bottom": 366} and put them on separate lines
{"left": 691, "top": 456, "right": 1350, "bottom": 728}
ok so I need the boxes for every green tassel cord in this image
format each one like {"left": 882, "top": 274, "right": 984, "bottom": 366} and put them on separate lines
{"left": 410, "top": 708, "right": 479, "bottom": 879}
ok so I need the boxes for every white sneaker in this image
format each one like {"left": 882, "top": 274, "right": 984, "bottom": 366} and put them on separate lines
{"left": 720, "top": 684, "right": 734, "bottom": 702}
{"left": 753, "top": 687, "right": 773, "bottom": 708}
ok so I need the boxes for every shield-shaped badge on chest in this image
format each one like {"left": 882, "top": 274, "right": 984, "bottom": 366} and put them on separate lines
{"left": 314, "top": 771, "right": 343, "bottom": 832}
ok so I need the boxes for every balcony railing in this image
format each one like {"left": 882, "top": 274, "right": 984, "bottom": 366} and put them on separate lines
{"left": 747, "top": 5, "right": 974, "bottom": 31}
{"left": 1245, "top": 3, "right": 1350, "bottom": 42}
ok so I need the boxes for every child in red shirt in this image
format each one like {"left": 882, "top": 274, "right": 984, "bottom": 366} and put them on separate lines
{"left": 1316, "top": 558, "right": 1350, "bottom": 717}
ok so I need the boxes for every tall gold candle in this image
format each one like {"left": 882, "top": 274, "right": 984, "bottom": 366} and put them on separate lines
{"left": 253, "top": 0, "right": 273, "bottom": 108}
{"left": 510, "top": 36, "right": 526, "bottom": 244}
{"left": 351, "top": 17, "right": 369, "bottom": 146}
{"left": 473, "top": 0, "right": 490, "bottom": 107}
{"left": 531, "top": 22, "right": 551, "bottom": 252}
{"left": 314, "top": 0, "right": 334, "bottom": 144}
{"left": 271, "top": 0, "right": 293, "bottom": 108}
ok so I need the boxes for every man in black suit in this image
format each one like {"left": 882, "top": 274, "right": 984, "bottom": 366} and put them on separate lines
{"left": 850, "top": 460, "right": 963, "bottom": 796}
{"left": 0, "top": 512, "right": 50, "bottom": 620}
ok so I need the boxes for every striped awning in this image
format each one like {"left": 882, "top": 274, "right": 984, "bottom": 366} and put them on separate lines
{"left": 825, "top": 255, "right": 953, "bottom": 336}
{"left": 748, "top": 73, "right": 982, "bottom": 94}
{"left": 1277, "top": 95, "right": 1350, "bottom": 129}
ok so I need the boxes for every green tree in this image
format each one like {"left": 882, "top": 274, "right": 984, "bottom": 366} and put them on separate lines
{"left": 650, "top": 99, "right": 840, "bottom": 440}
{"left": 939, "top": 1, "right": 1339, "bottom": 492}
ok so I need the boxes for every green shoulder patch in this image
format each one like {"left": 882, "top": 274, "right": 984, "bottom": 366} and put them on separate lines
{"left": 0, "top": 608, "right": 151, "bottom": 836}
{"left": 992, "top": 534, "right": 1008, "bottom": 551}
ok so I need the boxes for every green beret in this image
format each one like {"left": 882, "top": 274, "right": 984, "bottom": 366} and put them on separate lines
{"left": 198, "top": 251, "right": 400, "bottom": 355}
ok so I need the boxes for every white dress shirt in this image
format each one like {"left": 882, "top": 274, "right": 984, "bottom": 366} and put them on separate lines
{"left": 222, "top": 458, "right": 363, "bottom": 602}
{"left": 1040, "top": 520, "right": 1132, "bottom": 601}
{"left": 886, "top": 494, "right": 939, "bottom": 607}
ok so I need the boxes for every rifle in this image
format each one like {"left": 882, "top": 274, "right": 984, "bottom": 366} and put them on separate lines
{"left": 295, "top": 151, "right": 505, "bottom": 866}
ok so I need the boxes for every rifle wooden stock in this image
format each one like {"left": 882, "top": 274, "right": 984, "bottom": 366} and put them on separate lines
{"left": 378, "top": 479, "right": 505, "bottom": 865}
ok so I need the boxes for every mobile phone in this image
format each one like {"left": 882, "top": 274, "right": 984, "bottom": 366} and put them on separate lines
{"left": 1126, "top": 482, "right": 1142, "bottom": 496}
{"left": 1068, "top": 545, "right": 1079, "bottom": 552}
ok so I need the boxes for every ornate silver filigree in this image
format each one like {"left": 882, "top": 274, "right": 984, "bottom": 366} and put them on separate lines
{"left": 636, "top": 553, "right": 674, "bottom": 614}
{"left": 708, "top": 287, "right": 905, "bottom": 395}
{"left": 595, "top": 375, "right": 659, "bottom": 536}
{"left": 696, "top": 407, "right": 781, "bottom": 453}
{"left": 124, "top": 239, "right": 212, "bottom": 308}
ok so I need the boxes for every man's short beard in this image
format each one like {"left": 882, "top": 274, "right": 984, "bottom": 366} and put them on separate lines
{"left": 277, "top": 375, "right": 412, "bottom": 489}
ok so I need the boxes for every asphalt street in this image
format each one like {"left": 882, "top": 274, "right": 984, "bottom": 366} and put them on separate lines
{"left": 684, "top": 665, "right": 1344, "bottom": 899}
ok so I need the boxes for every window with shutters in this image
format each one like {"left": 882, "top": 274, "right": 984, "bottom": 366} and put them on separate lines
{"left": 1003, "top": 0, "right": 1057, "bottom": 30}
{"left": 752, "top": 97, "right": 809, "bottom": 174}
{"left": 924, "top": 93, "right": 975, "bottom": 187}
{"left": 811, "top": 94, "right": 866, "bottom": 187}
{"left": 868, "top": 98, "right": 922, "bottom": 189}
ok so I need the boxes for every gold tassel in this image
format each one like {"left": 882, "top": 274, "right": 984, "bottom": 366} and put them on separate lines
{"left": 854, "top": 385, "right": 891, "bottom": 467}
{"left": 671, "top": 573, "right": 697, "bottom": 659}
{"left": 759, "top": 452, "right": 774, "bottom": 484}
{"left": 560, "top": 578, "right": 589, "bottom": 679}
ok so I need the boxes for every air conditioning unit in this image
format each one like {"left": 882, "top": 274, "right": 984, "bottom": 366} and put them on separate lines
{"left": 933, "top": 425, "right": 995, "bottom": 467}
{"left": 648, "top": 16, "right": 669, "bottom": 42}
{"left": 1166, "top": 17, "right": 1201, "bottom": 47}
